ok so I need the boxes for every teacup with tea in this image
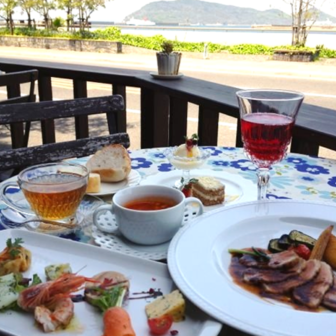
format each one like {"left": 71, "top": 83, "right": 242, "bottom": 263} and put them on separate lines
{"left": 0, "top": 162, "right": 89, "bottom": 227}
{"left": 93, "top": 185, "right": 204, "bottom": 245}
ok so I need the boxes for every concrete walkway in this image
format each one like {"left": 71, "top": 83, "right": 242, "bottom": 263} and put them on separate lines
{"left": 0, "top": 46, "right": 336, "bottom": 81}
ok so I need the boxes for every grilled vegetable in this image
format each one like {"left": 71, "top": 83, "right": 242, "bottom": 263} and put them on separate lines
{"left": 309, "top": 225, "right": 333, "bottom": 260}
{"left": 278, "top": 234, "right": 292, "bottom": 249}
{"left": 268, "top": 239, "right": 283, "bottom": 253}
{"left": 289, "top": 230, "right": 316, "bottom": 249}
{"left": 324, "top": 234, "right": 336, "bottom": 270}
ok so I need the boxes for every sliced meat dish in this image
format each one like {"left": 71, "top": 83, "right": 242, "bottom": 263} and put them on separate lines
{"left": 323, "top": 276, "right": 336, "bottom": 311}
{"left": 267, "top": 250, "right": 300, "bottom": 269}
{"left": 239, "top": 250, "right": 300, "bottom": 270}
{"left": 263, "top": 259, "right": 321, "bottom": 294}
{"left": 293, "top": 262, "right": 333, "bottom": 308}
{"left": 239, "top": 253, "right": 270, "bottom": 268}
{"left": 243, "top": 259, "right": 306, "bottom": 284}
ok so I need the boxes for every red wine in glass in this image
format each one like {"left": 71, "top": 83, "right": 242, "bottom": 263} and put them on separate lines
{"left": 241, "top": 113, "right": 294, "bottom": 169}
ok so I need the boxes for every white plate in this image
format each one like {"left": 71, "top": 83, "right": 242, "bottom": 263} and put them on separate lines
{"left": 168, "top": 200, "right": 336, "bottom": 336}
{"left": 140, "top": 169, "right": 257, "bottom": 211}
{"left": 92, "top": 203, "right": 201, "bottom": 260}
{"left": 0, "top": 229, "right": 222, "bottom": 336}
{"left": 86, "top": 169, "right": 141, "bottom": 196}
{"left": 150, "top": 72, "right": 184, "bottom": 80}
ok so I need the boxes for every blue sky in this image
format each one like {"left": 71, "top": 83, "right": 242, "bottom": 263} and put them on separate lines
{"left": 90, "top": 0, "right": 335, "bottom": 22}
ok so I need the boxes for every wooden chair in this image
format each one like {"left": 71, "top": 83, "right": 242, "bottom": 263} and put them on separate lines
{"left": 0, "top": 95, "right": 129, "bottom": 178}
{"left": 0, "top": 69, "right": 39, "bottom": 148}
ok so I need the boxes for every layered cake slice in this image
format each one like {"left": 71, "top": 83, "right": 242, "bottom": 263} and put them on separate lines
{"left": 192, "top": 176, "right": 225, "bottom": 206}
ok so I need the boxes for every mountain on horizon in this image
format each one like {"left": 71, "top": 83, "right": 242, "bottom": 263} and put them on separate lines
{"left": 124, "top": 0, "right": 336, "bottom": 25}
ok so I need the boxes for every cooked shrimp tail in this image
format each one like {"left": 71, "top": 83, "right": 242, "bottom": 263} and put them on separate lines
{"left": 35, "top": 297, "right": 74, "bottom": 332}
{"left": 18, "top": 273, "right": 93, "bottom": 311}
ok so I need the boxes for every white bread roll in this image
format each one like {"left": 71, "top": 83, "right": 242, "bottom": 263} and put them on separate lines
{"left": 86, "top": 144, "right": 131, "bottom": 182}
{"left": 86, "top": 173, "right": 101, "bottom": 193}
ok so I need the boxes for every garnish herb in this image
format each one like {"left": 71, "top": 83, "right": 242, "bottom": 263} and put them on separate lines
{"left": 31, "top": 274, "right": 42, "bottom": 286}
{"left": 228, "top": 248, "right": 270, "bottom": 261}
{"left": 6, "top": 238, "right": 24, "bottom": 259}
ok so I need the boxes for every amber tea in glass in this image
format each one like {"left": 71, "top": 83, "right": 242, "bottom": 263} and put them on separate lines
{"left": 2, "top": 162, "right": 89, "bottom": 225}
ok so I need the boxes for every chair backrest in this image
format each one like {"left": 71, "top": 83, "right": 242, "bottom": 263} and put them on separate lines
{"left": 0, "top": 95, "right": 129, "bottom": 173}
{"left": 0, "top": 69, "right": 39, "bottom": 149}
{"left": 0, "top": 69, "right": 38, "bottom": 104}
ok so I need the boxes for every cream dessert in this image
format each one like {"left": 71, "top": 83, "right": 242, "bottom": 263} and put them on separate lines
{"left": 170, "top": 134, "right": 205, "bottom": 170}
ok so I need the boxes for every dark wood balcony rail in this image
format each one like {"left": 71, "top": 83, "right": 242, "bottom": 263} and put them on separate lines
{"left": 0, "top": 57, "right": 335, "bottom": 156}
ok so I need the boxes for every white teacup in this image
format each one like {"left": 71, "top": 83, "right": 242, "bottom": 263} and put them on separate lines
{"left": 93, "top": 185, "right": 203, "bottom": 245}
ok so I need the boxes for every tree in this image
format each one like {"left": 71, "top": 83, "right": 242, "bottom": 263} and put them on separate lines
{"left": 0, "top": 0, "right": 18, "bottom": 34}
{"left": 284, "top": 0, "right": 326, "bottom": 46}
{"left": 34, "top": 0, "right": 56, "bottom": 29}
{"left": 75, "top": 0, "right": 110, "bottom": 31}
{"left": 19, "top": 0, "right": 36, "bottom": 28}
{"left": 58, "top": 0, "right": 76, "bottom": 31}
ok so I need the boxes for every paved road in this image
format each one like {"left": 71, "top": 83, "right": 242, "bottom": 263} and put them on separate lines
{"left": 1, "top": 46, "right": 335, "bottom": 157}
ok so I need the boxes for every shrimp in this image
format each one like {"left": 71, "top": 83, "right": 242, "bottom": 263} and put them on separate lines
{"left": 18, "top": 273, "right": 94, "bottom": 311}
{"left": 34, "top": 297, "right": 74, "bottom": 332}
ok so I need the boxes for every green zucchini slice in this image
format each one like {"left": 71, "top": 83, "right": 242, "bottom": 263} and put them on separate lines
{"left": 289, "top": 230, "right": 316, "bottom": 249}
{"left": 268, "top": 239, "right": 284, "bottom": 253}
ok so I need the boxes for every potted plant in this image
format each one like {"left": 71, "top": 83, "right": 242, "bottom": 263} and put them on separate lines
{"left": 156, "top": 40, "right": 182, "bottom": 75}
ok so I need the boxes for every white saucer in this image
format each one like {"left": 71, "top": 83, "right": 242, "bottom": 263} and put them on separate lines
{"left": 150, "top": 72, "right": 184, "bottom": 80}
{"left": 140, "top": 169, "right": 257, "bottom": 211}
{"left": 86, "top": 170, "right": 141, "bottom": 196}
{"left": 92, "top": 203, "right": 200, "bottom": 260}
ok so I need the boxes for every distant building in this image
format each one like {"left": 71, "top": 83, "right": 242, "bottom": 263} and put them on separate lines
{"left": 126, "top": 18, "right": 155, "bottom": 26}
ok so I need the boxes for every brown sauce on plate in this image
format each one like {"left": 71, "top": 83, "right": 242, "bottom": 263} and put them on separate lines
{"left": 229, "top": 256, "right": 324, "bottom": 312}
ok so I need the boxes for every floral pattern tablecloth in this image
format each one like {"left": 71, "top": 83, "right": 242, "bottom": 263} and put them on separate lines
{"left": 1, "top": 147, "right": 336, "bottom": 242}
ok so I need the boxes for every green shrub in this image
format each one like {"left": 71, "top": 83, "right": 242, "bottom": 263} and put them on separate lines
{"left": 0, "top": 27, "right": 334, "bottom": 59}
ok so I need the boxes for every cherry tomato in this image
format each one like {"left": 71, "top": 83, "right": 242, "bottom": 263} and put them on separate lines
{"left": 148, "top": 315, "right": 173, "bottom": 335}
{"left": 181, "top": 186, "right": 192, "bottom": 197}
{"left": 290, "top": 244, "right": 311, "bottom": 260}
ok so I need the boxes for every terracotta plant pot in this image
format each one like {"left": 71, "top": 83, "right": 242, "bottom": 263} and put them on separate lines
{"left": 156, "top": 52, "right": 182, "bottom": 75}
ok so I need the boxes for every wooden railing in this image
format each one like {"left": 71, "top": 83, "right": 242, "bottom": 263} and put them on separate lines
{"left": 0, "top": 57, "right": 335, "bottom": 156}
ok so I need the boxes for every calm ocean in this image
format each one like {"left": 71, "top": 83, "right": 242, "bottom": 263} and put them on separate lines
{"left": 91, "top": 22, "right": 336, "bottom": 49}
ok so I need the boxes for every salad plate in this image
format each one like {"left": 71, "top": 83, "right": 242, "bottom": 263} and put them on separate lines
{"left": 168, "top": 200, "right": 336, "bottom": 336}
{"left": 140, "top": 169, "right": 257, "bottom": 211}
{"left": 0, "top": 229, "right": 222, "bottom": 336}
{"left": 92, "top": 202, "right": 200, "bottom": 260}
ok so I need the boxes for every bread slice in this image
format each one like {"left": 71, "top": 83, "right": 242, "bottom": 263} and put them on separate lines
{"left": 86, "top": 144, "right": 131, "bottom": 182}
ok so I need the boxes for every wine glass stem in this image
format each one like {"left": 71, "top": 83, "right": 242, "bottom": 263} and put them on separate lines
{"left": 182, "top": 169, "right": 191, "bottom": 184}
{"left": 257, "top": 168, "right": 270, "bottom": 200}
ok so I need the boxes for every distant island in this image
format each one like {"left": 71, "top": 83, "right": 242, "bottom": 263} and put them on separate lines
{"left": 124, "top": 0, "right": 336, "bottom": 26}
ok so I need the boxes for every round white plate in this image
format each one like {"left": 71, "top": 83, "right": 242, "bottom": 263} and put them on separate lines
{"left": 86, "top": 169, "right": 141, "bottom": 196}
{"left": 92, "top": 203, "right": 201, "bottom": 260}
{"left": 150, "top": 72, "right": 184, "bottom": 80}
{"left": 140, "top": 169, "right": 257, "bottom": 211}
{"left": 168, "top": 200, "right": 336, "bottom": 336}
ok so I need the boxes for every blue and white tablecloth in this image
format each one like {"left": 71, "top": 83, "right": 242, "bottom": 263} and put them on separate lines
{"left": 1, "top": 147, "right": 336, "bottom": 242}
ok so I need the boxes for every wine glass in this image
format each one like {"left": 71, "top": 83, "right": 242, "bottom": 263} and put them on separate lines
{"left": 236, "top": 89, "right": 304, "bottom": 200}
{"left": 164, "top": 147, "right": 211, "bottom": 188}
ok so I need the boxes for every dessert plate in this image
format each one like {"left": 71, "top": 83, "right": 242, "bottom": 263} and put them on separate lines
{"left": 150, "top": 72, "right": 184, "bottom": 80}
{"left": 140, "top": 169, "right": 257, "bottom": 211}
{"left": 0, "top": 229, "right": 222, "bottom": 336}
{"left": 92, "top": 203, "right": 200, "bottom": 260}
{"left": 168, "top": 200, "right": 336, "bottom": 336}
{"left": 86, "top": 169, "right": 141, "bottom": 196}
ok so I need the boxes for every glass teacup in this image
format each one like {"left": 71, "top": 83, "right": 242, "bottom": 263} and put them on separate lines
{"left": 0, "top": 162, "right": 89, "bottom": 227}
